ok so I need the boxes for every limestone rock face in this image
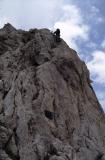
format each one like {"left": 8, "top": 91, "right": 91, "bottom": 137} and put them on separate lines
{"left": 0, "top": 23, "right": 105, "bottom": 160}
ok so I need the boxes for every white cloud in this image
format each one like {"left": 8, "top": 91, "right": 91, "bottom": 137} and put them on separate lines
{"left": 90, "top": 6, "right": 104, "bottom": 24}
{"left": 86, "top": 41, "right": 97, "bottom": 49}
{"left": 87, "top": 50, "right": 105, "bottom": 84}
{"left": 91, "top": 6, "right": 99, "bottom": 15}
{"left": 0, "top": 0, "right": 64, "bottom": 29}
{"left": 95, "top": 90, "right": 105, "bottom": 110}
{"left": 87, "top": 49, "right": 105, "bottom": 110}
{"left": 54, "top": 4, "right": 89, "bottom": 50}
{"left": 101, "top": 39, "right": 105, "bottom": 49}
{"left": 0, "top": 0, "right": 90, "bottom": 51}
{"left": 0, "top": 0, "right": 22, "bottom": 28}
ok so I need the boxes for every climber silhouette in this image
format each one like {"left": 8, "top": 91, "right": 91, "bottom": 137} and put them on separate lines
{"left": 54, "top": 29, "right": 61, "bottom": 42}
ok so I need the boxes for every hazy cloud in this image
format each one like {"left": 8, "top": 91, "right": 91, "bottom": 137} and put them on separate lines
{"left": 101, "top": 39, "right": 105, "bottom": 49}
{"left": 95, "top": 90, "right": 105, "bottom": 110}
{"left": 54, "top": 4, "right": 89, "bottom": 50}
{"left": 0, "top": 0, "right": 64, "bottom": 29}
{"left": 90, "top": 6, "right": 104, "bottom": 24}
{"left": 0, "top": 0, "right": 90, "bottom": 51}
{"left": 87, "top": 50, "right": 105, "bottom": 84}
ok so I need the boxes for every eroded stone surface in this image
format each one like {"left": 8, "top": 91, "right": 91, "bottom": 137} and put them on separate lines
{"left": 0, "top": 23, "right": 105, "bottom": 160}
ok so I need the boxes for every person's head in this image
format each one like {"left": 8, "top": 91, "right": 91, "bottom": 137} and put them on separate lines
{"left": 56, "top": 28, "right": 60, "bottom": 32}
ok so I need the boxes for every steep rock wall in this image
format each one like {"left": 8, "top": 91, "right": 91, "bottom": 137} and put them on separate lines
{"left": 0, "top": 23, "right": 105, "bottom": 160}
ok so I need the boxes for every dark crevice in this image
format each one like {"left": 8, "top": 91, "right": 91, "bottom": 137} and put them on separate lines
{"left": 44, "top": 154, "right": 50, "bottom": 160}
{"left": 5, "top": 147, "right": 20, "bottom": 160}
{"left": 77, "top": 97, "right": 85, "bottom": 122}
{"left": 32, "top": 84, "right": 39, "bottom": 101}
{"left": 0, "top": 106, "right": 5, "bottom": 115}
{"left": 53, "top": 99, "right": 59, "bottom": 126}
{"left": 2, "top": 90, "right": 8, "bottom": 100}
{"left": 3, "top": 126, "right": 20, "bottom": 160}
{"left": 44, "top": 110, "right": 54, "bottom": 120}
{"left": 14, "top": 127, "right": 20, "bottom": 160}
{"left": 14, "top": 127, "right": 19, "bottom": 147}
{"left": 95, "top": 153, "right": 103, "bottom": 160}
{"left": 44, "top": 144, "right": 58, "bottom": 160}
{"left": 65, "top": 119, "right": 75, "bottom": 139}
{"left": 32, "top": 71, "right": 40, "bottom": 101}
{"left": 49, "top": 144, "right": 58, "bottom": 155}
{"left": 12, "top": 92, "right": 17, "bottom": 118}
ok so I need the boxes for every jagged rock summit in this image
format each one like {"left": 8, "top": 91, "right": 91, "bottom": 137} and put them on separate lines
{"left": 0, "top": 23, "right": 105, "bottom": 160}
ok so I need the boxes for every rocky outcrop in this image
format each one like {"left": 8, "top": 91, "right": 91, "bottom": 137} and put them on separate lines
{"left": 0, "top": 23, "right": 105, "bottom": 160}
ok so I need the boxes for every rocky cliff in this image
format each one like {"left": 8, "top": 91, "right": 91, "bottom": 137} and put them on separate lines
{"left": 0, "top": 23, "right": 105, "bottom": 160}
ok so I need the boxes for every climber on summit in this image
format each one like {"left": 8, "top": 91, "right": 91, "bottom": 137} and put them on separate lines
{"left": 54, "top": 28, "right": 61, "bottom": 42}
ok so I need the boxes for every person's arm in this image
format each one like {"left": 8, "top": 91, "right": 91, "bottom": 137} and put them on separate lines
{"left": 54, "top": 31, "right": 56, "bottom": 34}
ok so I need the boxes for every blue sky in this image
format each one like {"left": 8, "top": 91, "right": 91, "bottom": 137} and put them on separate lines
{"left": 0, "top": 0, "right": 105, "bottom": 110}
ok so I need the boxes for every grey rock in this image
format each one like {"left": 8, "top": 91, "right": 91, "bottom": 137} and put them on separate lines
{"left": 101, "top": 155, "right": 105, "bottom": 160}
{"left": 0, "top": 23, "right": 105, "bottom": 160}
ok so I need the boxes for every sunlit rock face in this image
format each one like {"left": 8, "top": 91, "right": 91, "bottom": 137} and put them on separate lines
{"left": 0, "top": 23, "right": 105, "bottom": 160}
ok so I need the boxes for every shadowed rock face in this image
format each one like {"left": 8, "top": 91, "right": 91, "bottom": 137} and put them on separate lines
{"left": 0, "top": 23, "right": 105, "bottom": 160}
